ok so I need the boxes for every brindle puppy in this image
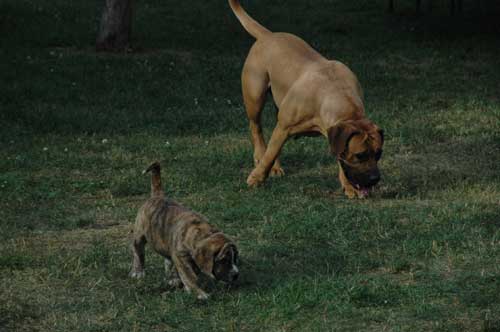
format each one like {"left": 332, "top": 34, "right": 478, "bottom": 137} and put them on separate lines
{"left": 129, "top": 162, "right": 239, "bottom": 300}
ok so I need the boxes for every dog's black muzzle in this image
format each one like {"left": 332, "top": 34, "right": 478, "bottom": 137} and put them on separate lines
{"left": 339, "top": 160, "right": 380, "bottom": 189}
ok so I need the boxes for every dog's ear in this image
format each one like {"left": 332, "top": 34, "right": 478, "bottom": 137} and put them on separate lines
{"left": 377, "top": 128, "right": 384, "bottom": 146}
{"left": 328, "top": 123, "right": 360, "bottom": 157}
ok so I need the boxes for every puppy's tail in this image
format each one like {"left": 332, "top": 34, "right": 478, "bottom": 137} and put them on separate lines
{"left": 143, "top": 161, "right": 164, "bottom": 198}
{"left": 228, "top": 0, "right": 271, "bottom": 39}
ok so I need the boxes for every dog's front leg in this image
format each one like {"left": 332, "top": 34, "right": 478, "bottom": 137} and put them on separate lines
{"left": 338, "top": 162, "right": 357, "bottom": 199}
{"left": 172, "top": 254, "right": 209, "bottom": 300}
{"left": 247, "top": 125, "right": 288, "bottom": 187}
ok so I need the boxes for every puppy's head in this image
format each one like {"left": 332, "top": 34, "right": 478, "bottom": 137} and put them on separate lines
{"left": 194, "top": 233, "right": 239, "bottom": 283}
{"left": 328, "top": 119, "right": 384, "bottom": 197}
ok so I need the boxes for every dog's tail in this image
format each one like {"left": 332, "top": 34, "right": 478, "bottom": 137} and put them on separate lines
{"left": 228, "top": 0, "right": 271, "bottom": 39}
{"left": 143, "top": 161, "right": 164, "bottom": 198}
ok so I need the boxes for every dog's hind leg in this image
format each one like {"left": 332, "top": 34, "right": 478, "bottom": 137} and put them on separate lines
{"left": 129, "top": 235, "right": 146, "bottom": 278}
{"left": 242, "top": 55, "right": 284, "bottom": 177}
{"left": 242, "top": 59, "right": 268, "bottom": 167}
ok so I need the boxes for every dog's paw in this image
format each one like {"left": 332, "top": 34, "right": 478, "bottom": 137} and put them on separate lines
{"left": 343, "top": 185, "right": 370, "bottom": 199}
{"left": 246, "top": 176, "right": 260, "bottom": 187}
{"left": 129, "top": 270, "right": 145, "bottom": 279}
{"left": 197, "top": 292, "right": 210, "bottom": 301}
{"left": 341, "top": 183, "right": 357, "bottom": 199}
{"left": 246, "top": 169, "right": 265, "bottom": 187}
{"left": 344, "top": 190, "right": 357, "bottom": 199}
{"left": 269, "top": 165, "right": 285, "bottom": 177}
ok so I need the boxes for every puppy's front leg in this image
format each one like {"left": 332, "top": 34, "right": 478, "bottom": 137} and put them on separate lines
{"left": 247, "top": 125, "right": 288, "bottom": 187}
{"left": 172, "top": 254, "right": 209, "bottom": 300}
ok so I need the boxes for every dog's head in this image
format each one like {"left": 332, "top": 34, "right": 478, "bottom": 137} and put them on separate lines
{"left": 194, "top": 233, "right": 239, "bottom": 283}
{"left": 328, "top": 119, "right": 384, "bottom": 197}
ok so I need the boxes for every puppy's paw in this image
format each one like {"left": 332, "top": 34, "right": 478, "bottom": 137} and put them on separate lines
{"left": 197, "top": 292, "right": 210, "bottom": 301}
{"left": 129, "top": 270, "right": 145, "bottom": 279}
{"left": 167, "top": 277, "right": 183, "bottom": 288}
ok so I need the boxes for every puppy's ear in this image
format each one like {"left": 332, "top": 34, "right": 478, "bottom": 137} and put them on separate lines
{"left": 216, "top": 243, "right": 237, "bottom": 262}
{"left": 328, "top": 123, "right": 360, "bottom": 157}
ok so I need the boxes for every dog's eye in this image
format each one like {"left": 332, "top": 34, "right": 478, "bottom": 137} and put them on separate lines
{"left": 355, "top": 152, "right": 369, "bottom": 162}
{"left": 375, "top": 149, "right": 383, "bottom": 161}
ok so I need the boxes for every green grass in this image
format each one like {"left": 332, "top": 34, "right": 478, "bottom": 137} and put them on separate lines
{"left": 1, "top": 0, "right": 500, "bottom": 331}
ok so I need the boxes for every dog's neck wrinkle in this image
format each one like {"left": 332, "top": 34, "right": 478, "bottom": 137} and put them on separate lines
{"left": 319, "top": 103, "right": 365, "bottom": 135}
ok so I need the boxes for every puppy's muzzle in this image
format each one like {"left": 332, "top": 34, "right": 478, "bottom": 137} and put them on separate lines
{"left": 228, "top": 265, "right": 239, "bottom": 282}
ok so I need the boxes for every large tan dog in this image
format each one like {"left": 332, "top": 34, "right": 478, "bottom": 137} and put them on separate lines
{"left": 129, "top": 162, "right": 239, "bottom": 300}
{"left": 229, "top": 0, "right": 384, "bottom": 198}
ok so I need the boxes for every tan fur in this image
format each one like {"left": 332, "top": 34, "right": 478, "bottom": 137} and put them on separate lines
{"left": 130, "top": 162, "right": 238, "bottom": 300}
{"left": 228, "top": 0, "right": 384, "bottom": 198}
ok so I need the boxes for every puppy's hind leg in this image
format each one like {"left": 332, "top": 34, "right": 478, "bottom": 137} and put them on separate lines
{"left": 129, "top": 235, "right": 146, "bottom": 278}
{"left": 164, "top": 258, "right": 182, "bottom": 288}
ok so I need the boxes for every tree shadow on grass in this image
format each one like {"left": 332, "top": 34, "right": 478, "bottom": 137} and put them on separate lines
{"left": 378, "top": 135, "right": 499, "bottom": 199}
{"left": 119, "top": 238, "right": 347, "bottom": 296}
{"left": 236, "top": 242, "right": 348, "bottom": 292}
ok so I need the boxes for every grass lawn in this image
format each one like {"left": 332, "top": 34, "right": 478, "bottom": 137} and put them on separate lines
{"left": 1, "top": 0, "right": 499, "bottom": 331}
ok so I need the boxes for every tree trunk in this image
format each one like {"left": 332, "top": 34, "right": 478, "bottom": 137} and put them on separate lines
{"left": 96, "top": 0, "right": 133, "bottom": 52}
{"left": 387, "top": 0, "right": 394, "bottom": 13}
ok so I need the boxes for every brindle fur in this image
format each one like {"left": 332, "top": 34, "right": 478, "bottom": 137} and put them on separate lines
{"left": 130, "top": 162, "right": 239, "bottom": 300}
